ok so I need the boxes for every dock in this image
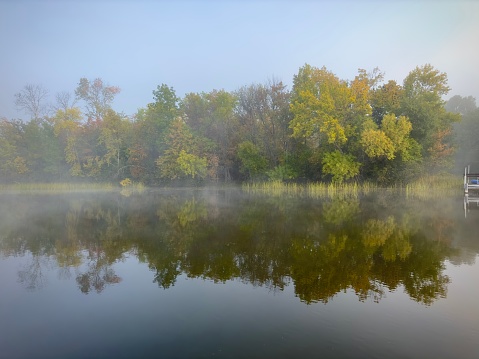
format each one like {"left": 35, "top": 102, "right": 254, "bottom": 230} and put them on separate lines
{"left": 464, "top": 166, "right": 479, "bottom": 193}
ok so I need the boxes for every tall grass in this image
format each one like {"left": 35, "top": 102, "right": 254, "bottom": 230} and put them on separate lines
{"left": 244, "top": 175, "right": 462, "bottom": 199}
{"left": 0, "top": 182, "right": 117, "bottom": 192}
{"left": 404, "top": 174, "right": 463, "bottom": 198}
{"left": 243, "top": 180, "right": 377, "bottom": 199}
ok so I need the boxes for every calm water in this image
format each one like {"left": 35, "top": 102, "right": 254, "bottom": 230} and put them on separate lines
{"left": 0, "top": 188, "right": 478, "bottom": 358}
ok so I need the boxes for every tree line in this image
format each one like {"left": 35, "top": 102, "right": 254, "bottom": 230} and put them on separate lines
{"left": 1, "top": 64, "right": 477, "bottom": 185}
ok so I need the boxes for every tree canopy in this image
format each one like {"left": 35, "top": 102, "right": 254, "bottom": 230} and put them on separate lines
{"left": 2, "top": 64, "right": 469, "bottom": 185}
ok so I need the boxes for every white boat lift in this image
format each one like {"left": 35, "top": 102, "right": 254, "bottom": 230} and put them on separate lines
{"left": 464, "top": 166, "right": 479, "bottom": 194}
{"left": 464, "top": 194, "right": 479, "bottom": 218}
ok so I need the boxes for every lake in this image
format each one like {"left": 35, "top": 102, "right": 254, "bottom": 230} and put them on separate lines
{"left": 0, "top": 188, "right": 478, "bottom": 358}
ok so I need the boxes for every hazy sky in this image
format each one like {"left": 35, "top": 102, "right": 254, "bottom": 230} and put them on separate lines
{"left": 1, "top": 0, "right": 478, "bottom": 120}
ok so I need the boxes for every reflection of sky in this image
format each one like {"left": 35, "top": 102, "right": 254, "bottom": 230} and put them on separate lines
{"left": 441, "top": 259, "right": 479, "bottom": 325}
{"left": 1, "top": 1, "right": 478, "bottom": 120}
{"left": 0, "top": 255, "right": 27, "bottom": 299}
{"left": 1, "top": 252, "right": 479, "bottom": 358}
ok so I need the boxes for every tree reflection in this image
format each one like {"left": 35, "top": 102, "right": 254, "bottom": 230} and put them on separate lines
{"left": 0, "top": 190, "right": 470, "bottom": 304}
{"left": 76, "top": 264, "right": 121, "bottom": 294}
{"left": 17, "top": 255, "right": 52, "bottom": 291}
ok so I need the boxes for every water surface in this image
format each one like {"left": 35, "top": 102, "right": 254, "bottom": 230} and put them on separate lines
{"left": 0, "top": 188, "right": 478, "bottom": 358}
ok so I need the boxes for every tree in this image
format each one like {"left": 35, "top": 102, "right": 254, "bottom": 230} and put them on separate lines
{"left": 14, "top": 84, "right": 49, "bottom": 120}
{"left": 53, "top": 91, "right": 77, "bottom": 113}
{"left": 370, "top": 80, "right": 403, "bottom": 124}
{"left": 360, "top": 114, "right": 421, "bottom": 183}
{"left": 0, "top": 118, "right": 64, "bottom": 182}
{"left": 182, "top": 89, "right": 239, "bottom": 181}
{"left": 449, "top": 97, "right": 479, "bottom": 170}
{"left": 53, "top": 107, "right": 89, "bottom": 177}
{"left": 289, "top": 65, "right": 350, "bottom": 150}
{"left": 235, "top": 80, "right": 292, "bottom": 169}
{"left": 177, "top": 150, "right": 207, "bottom": 179}
{"left": 445, "top": 95, "right": 476, "bottom": 115}
{"left": 97, "top": 109, "right": 132, "bottom": 180}
{"left": 290, "top": 65, "right": 380, "bottom": 181}
{"left": 237, "top": 141, "right": 268, "bottom": 180}
{"left": 156, "top": 118, "right": 206, "bottom": 180}
{"left": 321, "top": 150, "right": 360, "bottom": 183}
{"left": 129, "top": 84, "right": 181, "bottom": 183}
{"left": 401, "top": 64, "right": 460, "bottom": 163}
{"left": 0, "top": 119, "right": 27, "bottom": 181}
{"left": 22, "top": 119, "right": 65, "bottom": 180}
{"left": 428, "top": 128, "right": 455, "bottom": 169}
{"left": 75, "top": 78, "right": 120, "bottom": 120}
{"left": 361, "top": 127, "right": 395, "bottom": 160}
{"left": 149, "top": 83, "right": 180, "bottom": 123}
{"left": 361, "top": 114, "right": 416, "bottom": 161}
{"left": 350, "top": 69, "right": 374, "bottom": 120}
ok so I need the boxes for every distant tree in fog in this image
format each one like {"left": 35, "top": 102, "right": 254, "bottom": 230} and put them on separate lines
{"left": 75, "top": 77, "right": 120, "bottom": 120}
{"left": 445, "top": 95, "right": 476, "bottom": 116}
{"left": 53, "top": 91, "right": 77, "bottom": 113}
{"left": 14, "top": 84, "right": 49, "bottom": 120}
{"left": 449, "top": 95, "right": 479, "bottom": 170}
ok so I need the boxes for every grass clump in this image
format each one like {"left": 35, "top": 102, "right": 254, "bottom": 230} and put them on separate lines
{"left": 119, "top": 178, "right": 146, "bottom": 196}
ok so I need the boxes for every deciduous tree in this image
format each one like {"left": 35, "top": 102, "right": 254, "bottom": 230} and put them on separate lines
{"left": 75, "top": 78, "right": 120, "bottom": 120}
{"left": 401, "top": 65, "right": 459, "bottom": 158}
{"left": 14, "top": 84, "right": 49, "bottom": 120}
{"left": 182, "top": 89, "right": 238, "bottom": 181}
{"left": 321, "top": 150, "right": 360, "bottom": 183}
{"left": 156, "top": 118, "right": 206, "bottom": 180}
{"left": 237, "top": 140, "right": 268, "bottom": 180}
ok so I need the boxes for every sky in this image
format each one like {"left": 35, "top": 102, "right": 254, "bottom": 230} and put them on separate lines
{"left": 1, "top": 0, "right": 478, "bottom": 120}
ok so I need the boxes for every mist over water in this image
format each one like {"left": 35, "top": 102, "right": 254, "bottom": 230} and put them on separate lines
{"left": 0, "top": 188, "right": 478, "bottom": 358}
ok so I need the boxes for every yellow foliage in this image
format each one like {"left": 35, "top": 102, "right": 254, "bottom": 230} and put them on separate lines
{"left": 120, "top": 178, "right": 132, "bottom": 187}
{"left": 360, "top": 129, "right": 395, "bottom": 160}
{"left": 320, "top": 116, "right": 347, "bottom": 144}
{"left": 381, "top": 114, "right": 412, "bottom": 151}
{"left": 12, "top": 156, "right": 29, "bottom": 174}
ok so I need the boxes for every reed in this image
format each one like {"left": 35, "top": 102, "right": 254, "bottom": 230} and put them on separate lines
{"left": 0, "top": 182, "right": 117, "bottom": 192}
{"left": 404, "top": 174, "right": 462, "bottom": 198}
{"left": 243, "top": 180, "right": 378, "bottom": 199}
{"left": 244, "top": 175, "right": 462, "bottom": 199}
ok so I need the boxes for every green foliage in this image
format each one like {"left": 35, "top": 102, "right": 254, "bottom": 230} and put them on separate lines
{"left": 177, "top": 150, "right": 207, "bottom": 179}
{"left": 156, "top": 118, "right": 208, "bottom": 181}
{"left": 322, "top": 150, "right": 360, "bottom": 183}
{"left": 150, "top": 84, "right": 180, "bottom": 122}
{"left": 237, "top": 141, "right": 268, "bottom": 179}
{"left": 370, "top": 80, "right": 403, "bottom": 124}
{"left": 182, "top": 89, "right": 239, "bottom": 181}
{"left": 401, "top": 64, "right": 459, "bottom": 167}
{"left": 0, "top": 120, "right": 28, "bottom": 180}
{"left": 267, "top": 164, "right": 295, "bottom": 181}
